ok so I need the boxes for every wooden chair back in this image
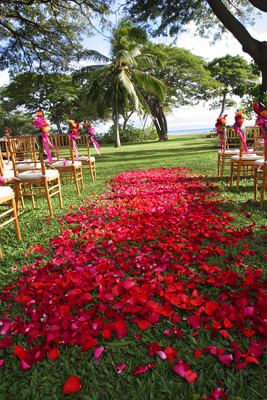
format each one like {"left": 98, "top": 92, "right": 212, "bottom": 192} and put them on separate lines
{"left": 0, "top": 139, "right": 10, "bottom": 162}
{"left": 75, "top": 134, "right": 91, "bottom": 157}
{"left": 48, "top": 134, "right": 75, "bottom": 163}
{"left": 8, "top": 136, "right": 46, "bottom": 177}
{"left": 223, "top": 128, "right": 240, "bottom": 151}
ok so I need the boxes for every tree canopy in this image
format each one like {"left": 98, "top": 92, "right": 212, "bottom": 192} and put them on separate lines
{"left": 0, "top": 0, "right": 111, "bottom": 72}
{"left": 207, "top": 54, "right": 259, "bottom": 117}
{"left": 126, "top": 0, "right": 267, "bottom": 96}
{"left": 140, "top": 43, "right": 220, "bottom": 140}
{"left": 0, "top": 72, "right": 108, "bottom": 133}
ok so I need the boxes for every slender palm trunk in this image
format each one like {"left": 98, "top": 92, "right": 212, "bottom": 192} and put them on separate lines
{"left": 219, "top": 90, "right": 227, "bottom": 118}
{"left": 114, "top": 84, "right": 121, "bottom": 148}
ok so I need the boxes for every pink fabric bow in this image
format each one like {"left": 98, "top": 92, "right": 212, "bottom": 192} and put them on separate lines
{"left": 67, "top": 131, "right": 80, "bottom": 161}
{"left": 86, "top": 127, "right": 101, "bottom": 156}
{"left": 256, "top": 115, "right": 267, "bottom": 147}
{"left": 233, "top": 123, "right": 249, "bottom": 154}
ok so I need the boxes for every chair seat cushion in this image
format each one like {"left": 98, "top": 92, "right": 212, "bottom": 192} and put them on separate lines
{"left": 79, "top": 156, "right": 95, "bottom": 161}
{"left": 18, "top": 169, "right": 59, "bottom": 181}
{"left": 17, "top": 163, "right": 41, "bottom": 170}
{"left": 231, "top": 154, "right": 264, "bottom": 161}
{"left": 2, "top": 171, "right": 14, "bottom": 179}
{"left": 254, "top": 159, "right": 266, "bottom": 166}
{"left": 218, "top": 150, "right": 239, "bottom": 155}
{"left": 43, "top": 157, "right": 59, "bottom": 164}
{"left": 3, "top": 160, "right": 11, "bottom": 165}
{"left": 0, "top": 186, "right": 14, "bottom": 199}
{"left": 3, "top": 164, "right": 13, "bottom": 171}
{"left": 52, "top": 160, "right": 82, "bottom": 167}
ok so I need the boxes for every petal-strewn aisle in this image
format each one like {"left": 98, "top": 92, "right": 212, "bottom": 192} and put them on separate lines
{"left": 1, "top": 168, "right": 267, "bottom": 398}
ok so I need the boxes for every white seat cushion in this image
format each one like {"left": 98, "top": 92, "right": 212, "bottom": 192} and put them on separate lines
{"left": 254, "top": 159, "right": 266, "bottom": 166}
{"left": 52, "top": 160, "right": 82, "bottom": 167}
{"left": 17, "top": 169, "right": 59, "bottom": 181}
{"left": 78, "top": 156, "right": 95, "bottom": 161}
{"left": 2, "top": 171, "right": 14, "bottom": 179}
{"left": 0, "top": 186, "right": 14, "bottom": 199}
{"left": 231, "top": 154, "right": 264, "bottom": 161}
{"left": 17, "top": 163, "right": 41, "bottom": 170}
{"left": 43, "top": 157, "right": 58, "bottom": 164}
{"left": 3, "top": 164, "right": 13, "bottom": 171}
{"left": 218, "top": 150, "right": 239, "bottom": 155}
{"left": 3, "top": 160, "right": 11, "bottom": 165}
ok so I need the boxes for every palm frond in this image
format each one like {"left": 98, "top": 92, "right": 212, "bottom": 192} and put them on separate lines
{"left": 133, "top": 70, "right": 166, "bottom": 100}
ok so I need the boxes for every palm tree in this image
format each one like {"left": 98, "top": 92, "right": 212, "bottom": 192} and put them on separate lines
{"left": 73, "top": 19, "right": 166, "bottom": 147}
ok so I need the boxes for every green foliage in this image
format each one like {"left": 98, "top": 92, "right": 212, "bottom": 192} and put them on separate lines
{"left": 96, "top": 123, "right": 158, "bottom": 143}
{"left": 126, "top": 0, "right": 256, "bottom": 38}
{"left": 0, "top": 108, "right": 36, "bottom": 137}
{"left": 0, "top": 72, "right": 109, "bottom": 133}
{"left": 0, "top": 0, "right": 110, "bottom": 72}
{"left": 207, "top": 55, "right": 259, "bottom": 116}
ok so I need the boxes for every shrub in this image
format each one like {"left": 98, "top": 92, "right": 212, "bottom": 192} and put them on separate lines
{"left": 95, "top": 124, "right": 158, "bottom": 144}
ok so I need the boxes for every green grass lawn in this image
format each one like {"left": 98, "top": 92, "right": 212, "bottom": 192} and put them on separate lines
{"left": 0, "top": 134, "right": 267, "bottom": 400}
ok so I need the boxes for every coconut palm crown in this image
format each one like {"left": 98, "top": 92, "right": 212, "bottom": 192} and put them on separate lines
{"left": 73, "top": 19, "right": 166, "bottom": 147}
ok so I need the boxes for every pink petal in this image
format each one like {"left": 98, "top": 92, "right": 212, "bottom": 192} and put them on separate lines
{"left": 19, "top": 360, "right": 31, "bottom": 370}
{"left": 0, "top": 360, "right": 4, "bottom": 367}
{"left": 94, "top": 346, "right": 104, "bottom": 360}
{"left": 164, "top": 330, "right": 171, "bottom": 336}
{"left": 218, "top": 353, "right": 233, "bottom": 366}
{"left": 133, "top": 364, "right": 148, "bottom": 375}
{"left": 0, "top": 321, "right": 11, "bottom": 335}
{"left": 185, "top": 369, "right": 198, "bottom": 383}
{"left": 157, "top": 351, "right": 167, "bottom": 360}
{"left": 211, "top": 388, "right": 227, "bottom": 400}
{"left": 117, "top": 363, "right": 126, "bottom": 374}
{"left": 172, "top": 364, "right": 185, "bottom": 378}
{"left": 188, "top": 315, "right": 202, "bottom": 328}
{"left": 235, "top": 362, "right": 246, "bottom": 369}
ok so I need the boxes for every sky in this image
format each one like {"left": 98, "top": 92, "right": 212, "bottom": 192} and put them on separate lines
{"left": 0, "top": 8, "right": 267, "bottom": 132}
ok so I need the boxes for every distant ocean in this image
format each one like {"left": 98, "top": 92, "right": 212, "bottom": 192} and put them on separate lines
{"left": 168, "top": 127, "right": 214, "bottom": 135}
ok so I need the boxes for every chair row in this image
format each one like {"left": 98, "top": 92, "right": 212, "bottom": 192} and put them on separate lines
{"left": 217, "top": 126, "right": 267, "bottom": 207}
{"left": 0, "top": 134, "right": 97, "bottom": 256}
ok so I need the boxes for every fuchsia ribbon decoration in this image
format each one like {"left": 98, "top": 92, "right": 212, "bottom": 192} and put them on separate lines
{"left": 0, "top": 177, "right": 4, "bottom": 186}
{"left": 256, "top": 115, "right": 267, "bottom": 147}
{"left": 216, "top": 128, "right": 224, "bottom": 152}
{"left": 67, "top": 131, "right": 80, "bottom": 161}
{"left": 87, "top": 126, "right": 101, "bottom": 156}
{"left": 42, "top": 132, "right": 53, "bottom": 164}
{"left": 233, "top": 123, "right": 249, "bottom": 154}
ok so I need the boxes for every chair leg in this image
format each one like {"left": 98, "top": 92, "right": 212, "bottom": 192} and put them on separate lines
{"left": 44, "top": 180, "right": 53, "bottom": 218}
{"left": 57, "top": 177, "right": 63, "bottom": 208}
{"left": 0, "top": 246, "right": 2, "bottom": 258}
{"left": 230, "top": 162, "right": 234, "bottom": 186}
{"left": 89, "top": 161, "right": 95, "bottom": 183}
{"left": 221, "top": 156, "right": 225, "bottom": 179}
{"left": 80, "top": 167, "right": 84, "bottom": 191}
{"left": 260, "top": 168, "right": 267, "bottom": 208}
{"left": 254, "top": 167, "right": 258, "bottom": 200}
{"left": 236, "top": 162, "right": 242, "bottom": 190}
{"left": 10, "top": 197, "right": 21, "bottom": 241}
{"left": 29, "top": 183, "right": 35, "bottom": 208}
{"left": 93, "top": 162, "right": 96, "bottom": 182}
{"left": 218, "top": 155, "right": 220, "bottom": 177}
{"left": 73, "top": 168, "right": 80, "bottom": 195}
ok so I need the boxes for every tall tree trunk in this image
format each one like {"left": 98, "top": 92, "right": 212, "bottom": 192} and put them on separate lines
{"left": 219, "top": 90, "right": 227, "bottom": 117}
{"left": 122, "top": 110, "right": 134, "bottom": 133}
{"left": 149, "top": 98, "right": 168, "bottom": 141}
{"left": 207, "top": 0, "right": 267, "bottom": 101}
{"left": 114, "top": 84, "right": 121, "bottom": 148}
{"left": 50, "top": 108, "right": 62, "bottom": 134}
